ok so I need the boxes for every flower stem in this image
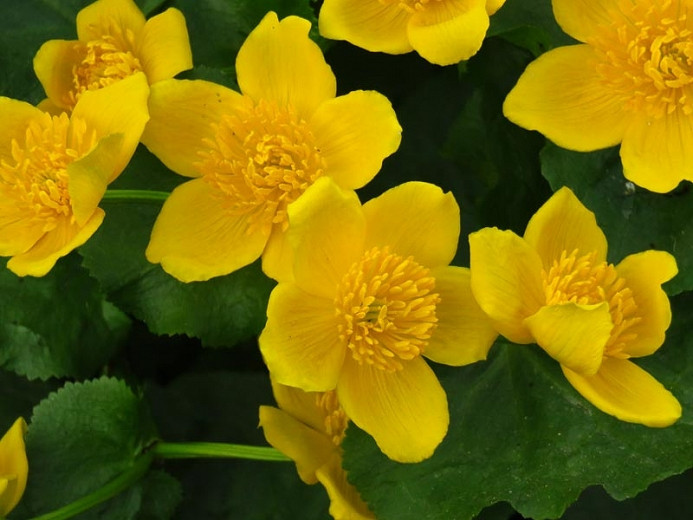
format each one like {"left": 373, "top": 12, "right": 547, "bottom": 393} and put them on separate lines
{"left": 102, "top": 189, "right": 170, "bottom": 203}
{"left": 152, "top": 441, "right": 290, "bottom": 462}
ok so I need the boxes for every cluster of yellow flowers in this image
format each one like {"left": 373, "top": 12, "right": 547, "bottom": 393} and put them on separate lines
{"left": 0, "top": 0, "right": 687, "bottom": 517}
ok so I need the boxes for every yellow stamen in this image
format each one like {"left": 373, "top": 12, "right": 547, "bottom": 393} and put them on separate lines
{"left": 335, "top": 246, "right": 440, "bottom": 372}
{"left": 315, "top": 390, "right": 348, "bottom": 446}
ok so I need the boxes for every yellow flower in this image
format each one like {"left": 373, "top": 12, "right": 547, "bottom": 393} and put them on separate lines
{"left": 34, "top": 0, "right": 192, "bottom": 113}
{"left": 504, "top": 0, "right": 693, "bottom": 193}
{"left": 318, "top": 0, "right": 506, "bottom": 66}
{"left": 469, "top": 187, "right": 681, "bottom": 427}
{"left": 140, "top": 12, "right": 402, "bottom": 283}
{"left": 0, "top": 73, "right": 149, "bottom": 276}
{"left": 259, "top": 178, "right": 498, "bottom": 462}
{"left": 260, "top": 382, "right": 374, "bottom": 520}
{"left": 0, "top": 418, "right": 28, "bottom": 517}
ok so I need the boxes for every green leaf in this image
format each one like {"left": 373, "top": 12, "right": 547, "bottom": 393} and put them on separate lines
{"left": 136, "top": 470, "right": 183, "bottom": 520}
{"left": 540, "top": 143, "right": 693, "bottom": 295}
{"left": 343, "top": 292, "right": 693, "bottom": 520}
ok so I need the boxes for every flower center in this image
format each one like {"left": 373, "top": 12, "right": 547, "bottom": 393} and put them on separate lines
{"left": 334, "top": 246, "right": 440, "bottom": 372}
{"left": 196, "top": 99, "right": 326, "bottom": 235}
{"left": 0, "top": 113, "right": 96, "bottom": 228}
{"left": 68, "top": 24, "right": 143, "bottom": 108}
{"left": 378, "top": 0, "right": 444, "bottom": 13}
{"left": 315, "top": 390, "right": 348, "bottom": 446}
{"left": 542, "top": 249, "right": 642, "bottom": 357}
{"left": 591, "top": 0, "right": 693, "bottom": 117}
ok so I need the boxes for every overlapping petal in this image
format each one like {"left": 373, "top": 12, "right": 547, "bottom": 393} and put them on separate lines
{"left": 551, "top": 0, "right": 619, "bottom": 43}
{"left": 0, "top": 99, "right": 43, "bottom": 162}
{"left": 316, "top": 453, "right": 375, "bottom": 520}
{"left": 32, "top": 40, "right": 84, "bottom": 111}
{"left": 76, "top": 0, "right": 146, "bottom": 41}
{"left": 137, "top": 8, "right": 193, "bottom": 84}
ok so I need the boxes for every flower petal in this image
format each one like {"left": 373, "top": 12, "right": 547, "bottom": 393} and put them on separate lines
{"left": 0, "top": 195, "right": 46, "bottom": 257}
{"left": 316, "top": 452, "right": 375, "bottom": 520}
{"left": 318, "top": 0, "right": 412, "bottom": 54}
{"left": 407, "top": 0, "right": 489, "bottom": 65}
{"left": 137, "top": 8, "right": 193, "bottom": 84}
{"left": 287, "top": 177, "right": 365, "bottom": 300}
{"left": 337, "top": 356, "right": 448, "bottom": 463}
{"left": 7, "top": 210, "right": 105, "bottom": 277}
{"left": 562, "top": 358, "right": 681, "bottom": 427}
{"left": 0, "top": 418, "right": 28, "bottom": 517}
{"left": 552, "top": 0, "right": 620, "bottom": 43}
{"left": 70, "top": 72, "right": 150, "bottom": 180}
{"left": 270, "top": 381, "right": 328, "bottom": 434}
{"left": 425, "top": 266, "right": 498, "bottom": 366}
{"left": 33, "top": 39, "right": 84, "bottom": 111}
{"left": 486, "top": 0, "right": 506, "bottom": 16}
{"left": 141, "top": 78, "right": 244, "bottom": 178}
{"left": 76, "top": 0, "right": 146, "bottom": 42}
{"left": 523, "top": 186, "right": 607, "bottom": 267}
{"left": 503, "top": 45, "right": 627, "bottom": 151}
{"left": 616, "top": 251, "right": 677, "bottom": 357}
{"left": 145, "top": 178, "right": 269, "bottom": 282}
{"left": 524, "top": 302, "right": 612, "bottom": 375}
{"left": 260, "top": 283, "right": 345, "bottom": 391}
{"left": 363, "top": 182, "right": 459, "bottom": 269}
{"left": 468, "top": 228, "right": 545, "bottom": 344}
{"left": 259, "top": 405, "right": 336, "bottom": 485}
{"left": 620, "top": 112, "right": 693, "bottom": 193}
{"left": 311, "top": 90, "right": 401, "bottom": 190}
{"left": 236, "top": 12, "right": 336, "bottom": 119}
{"left": 0, "top": 98, "right": 43, "bottom": 161}
{"left": 261, "top": 225, "right": 295, "bottom": 283}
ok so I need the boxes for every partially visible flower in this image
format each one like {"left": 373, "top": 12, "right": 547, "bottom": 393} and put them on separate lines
{"left": 259, "top": 177, "right": 498, "bottom": 462}
{"left": 318, "top": 0, "right": 506, "bottom": 66}
{"left": 260, "top": 382, "right": 374, "bottom": 520}
{"left": 469, "top": 187, "right": 681, "bottom": 426}
{"left": 34, "top": 0, "right": 192, "bottom": 113}
{"left": 141, "top": 12, "right": 401, "bottom": 283}
{"left": 0, "top": 73, "right": 149, "bottom": 276}
{"left": 0, "top": 418, "right": 28, "bottom": 517}
{"left": 504, "top": 0, "right": 693, "bottom": 192}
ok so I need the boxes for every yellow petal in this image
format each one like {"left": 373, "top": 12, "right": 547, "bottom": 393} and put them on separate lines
{"left": 503, "top": 45, "right": 627, "bottom": 151}
{"left": 141, "top": 79, "right": 244, "bottom": 178}
{"left": 620, "top": 112, "right": 693, "bottom": 193}
{"left": 7, "top": 209, "right": 104, "bottom": 277}
{"left": 33, "top": 39, "right": 84, "bottom": 112}
{"left": 486, "top": 0, "right": 506, "bottom": 16}
{"left": 523, "top": 186, "right": 607, "bottom": 268}
{"left": 562, "top": 358, "right": 681, "bottom": 427}
{"left": 259, "top": 405, "right": 336, "bottom": 485}
{"left": 70, "top": 72, "right": 150, "bottom": 180}
{"left": 552, "top": 0, "right": 619, "bottom": 43}
{"left": 316, "top": 452, "right": 375, "bottom": 520}
{"left": 270, "top": 381, "right": 328, "bottom": 434}
{"left": 0, "top": 418, "right": 28, "bottom": 517}
{"left": 36, "top": 98, "right": 66, "bottom": 117}
{"left": 0, "top": 195, "right": 47, "bottom": 257}
{"left": 261, "top": 225, "right": 295, "bottom": 283}
{"left": 616, "top": 251, "right": 677, "bottom": 357}
{"left": 362, "top": 182, "right": 459, "bottom": 269}
{"left": 0, "top": 98, "right": 43, "bottom": 162}
{"left": 145, "top": 178, "right": 269, "bottom": 282}
{"left": 236, "top": 12, "right": 336, "bottom": 119}
{"left": 137, "top": 8, "right": 193, "bottom": 84}
{"left": 425, "top": 266, "right": 498, "bottom": 366}
{"left": 337, "top": 356, "right": 448, "bottom": 463}
{"left": 318, "top": 0, "right": 412, "bottom": 54}
{"left": 524, "top": 302, "right": 612, "bottom": 375}
{"left": 407, "top": 0, "right": 489, "bottom": 65}
{"left": 76, "top": 0, "right": 146, "bottom": 42}
{"left": 468, "top": 228, "right": 545, "bottom": 344}
{"left": 260, "top": 283, "right": 345, "bottom": 391}
{"left": 287, "top": 177, "right": 365, "bottom": 300}
{"left": 311, "top": 90, "right": 401, "bottom": 190}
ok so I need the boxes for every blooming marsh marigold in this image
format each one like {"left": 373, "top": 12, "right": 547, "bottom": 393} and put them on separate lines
{"left": 33, "top": 0, "right": 192, "bottom": 113}
{"left": 0, "top": 418, "right": 28, "bottom": 517}
{"left": 260, "top": 382, "right": 374, "bottom": 520}
{"left": 0, "top": 73, "right": 149, "bottom": 276}
{"left": 318, "top": 0, "right": 506, "bottom": 66}
{"left": 141, "top": 12, "right": 402, "bottom": 283}
{"left": 469, "top": 187, "right": 681, "bottom": 427}
{"left": 504, "top": 0, "right": 693, "bottom": 192}
{"left": 259, "top": 178, "right": 498, "bottom": 462}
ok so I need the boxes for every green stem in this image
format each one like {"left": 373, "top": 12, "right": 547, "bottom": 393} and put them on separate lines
{"left": 101, "top": 189, "right": 170, "bottom": 203}
{"left": 28, "top": 452, "right": 154, "bottom": 520}
{"left": 153, "top": 441, "right": 290, "bottom": 462}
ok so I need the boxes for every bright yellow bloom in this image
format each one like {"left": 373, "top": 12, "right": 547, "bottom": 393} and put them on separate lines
{"left": 259, "top": 178, "right": 498, "bottom": 462}
{"left": 0, "top": 73, "right": 149, "bottom": 276}
{"left": 34, "top": 0, "right": 192, "bottom": 113}
{"left": 318, "top": 0, "right": 506, "bottom": 66}
{"left": 504, "top": 0, "right": 693, "bottom": 193}
{"left": 469, "top": 187, "right": 681, "bottom": 427}
{"left": 141, "top": 12, "right": 402, "bottom": 283}
{"left": 260, "top": 382, "right": 374, "bottom": 520}
{"left": 0, "top": 418, "right": 28, "bottom": 517}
